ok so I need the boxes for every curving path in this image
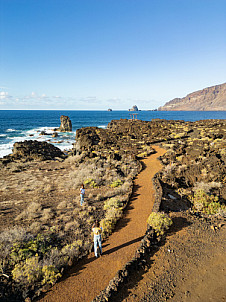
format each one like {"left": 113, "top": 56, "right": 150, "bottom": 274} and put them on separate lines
{"left": 39, "top": 146, "right": 166, "bottom": 302}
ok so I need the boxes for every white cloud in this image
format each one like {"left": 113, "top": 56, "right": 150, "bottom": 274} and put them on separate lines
{"left": 0, "top": 89, "right": 157, "bottom": 110}
{"left": 0, "top": 91, "right": 9, "bottom": 99}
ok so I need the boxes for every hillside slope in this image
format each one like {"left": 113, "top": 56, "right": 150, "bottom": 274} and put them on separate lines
{"left": 158, "top": 83, "right": 226, "bottom": 111}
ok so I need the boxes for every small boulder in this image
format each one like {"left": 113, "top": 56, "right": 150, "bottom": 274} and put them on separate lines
{"left": 40, "top": 131, "right": 47, "bottom": 135}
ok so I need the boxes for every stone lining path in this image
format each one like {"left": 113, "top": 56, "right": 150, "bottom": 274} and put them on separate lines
{"left": 38, "top": 146, "right": 166, "bottom": 302}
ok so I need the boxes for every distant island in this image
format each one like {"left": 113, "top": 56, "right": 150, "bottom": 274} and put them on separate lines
{"left": 158, "top": 83, "right": 226, "bottom": 111}
{"left": 128, "top": 105, "right": 139, "bottom": 111}
{"left": 108, "top": 108, "right": 112, "bottom": 111}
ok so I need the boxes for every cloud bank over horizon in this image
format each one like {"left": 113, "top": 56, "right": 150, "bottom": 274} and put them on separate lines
{"left": 0, "top": 90, "right": 160, "bottom": 110}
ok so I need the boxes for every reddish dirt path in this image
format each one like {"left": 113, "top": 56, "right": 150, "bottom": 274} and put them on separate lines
{"left": 39, "top": 146, "right": 166, "bottom": 302}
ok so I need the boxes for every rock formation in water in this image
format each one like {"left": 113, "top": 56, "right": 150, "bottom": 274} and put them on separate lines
{"left": 128, "top": 105, "right": 139, "bottom": 111}
{"left": 58, "top": 115, "right": 72, "bottom": 132}
{"left": 158, "top": 83, "right": 226, "bottom": 111}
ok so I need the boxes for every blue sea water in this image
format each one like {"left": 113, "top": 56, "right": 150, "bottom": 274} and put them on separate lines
{"left": 0, "top": 110, "right": 225, "bottom": 158}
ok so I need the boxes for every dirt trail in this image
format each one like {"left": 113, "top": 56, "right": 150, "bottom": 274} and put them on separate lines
{"left": 119, "top": 212, "right": 226, "bottom": 302}
{"left": 38, "top": 146, "right": 166, "bottom": 302}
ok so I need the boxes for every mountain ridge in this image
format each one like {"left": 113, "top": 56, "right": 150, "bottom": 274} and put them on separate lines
{"left": 158, "top": 83, "right": 226, "bottom": 111}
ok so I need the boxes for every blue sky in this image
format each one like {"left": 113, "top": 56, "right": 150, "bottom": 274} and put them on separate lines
{"left": 0, "top": 0, "right": 226, "bottom": 110}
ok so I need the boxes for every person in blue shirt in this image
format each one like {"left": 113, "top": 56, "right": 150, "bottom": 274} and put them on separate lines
{"left": 80, "top": 184, "right": 85, "bottom": 206}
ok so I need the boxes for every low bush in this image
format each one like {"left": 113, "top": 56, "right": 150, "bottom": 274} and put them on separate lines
{"left": 15, "top": 202, "right": 42, "bottom": 221}
{"left": 147, "top": 212, "right": 172, "bottom": 236}
{"left": 101, "top": 197, "right": 124, "bottom": 237}
{"left": 10, "top": 234, "right": 52, "bottom": 265}
{"left": 191, "top": 190, "right": 225, "bottom": 215}
{"left": 12, "top": 255, "right": 62, "bottom": 286}
{"left": 60, "top": 239, "right": 83, "bottom": 265}
{"left": 12, "top": 255, "right": 42, "bottom": 284}
{"left": 136, "top": 152, "right": 147, "bottom": 158}
{"left": 104, "top": 198, "right": 123, "bottom": 210}
{"left": 110, "top": 179, "right": 123, "bottom": 188}
{"left": 84, "top": 178, "right": 98, "bottom": 188}
{"left": 42, "top": 265, "right": 62, "bottom": 285}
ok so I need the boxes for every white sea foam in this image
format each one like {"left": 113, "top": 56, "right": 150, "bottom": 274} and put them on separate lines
{"left": 0, "top": 142, "right": 14, "bottom": 157}
{"left": 6, "top": 128, "right": 18, "bottom": 132}
{"left": 98, "top": 125, "right": 107, "bottom": 129}
{"left": 0, "top": 134, "right": 7, "bottom": 137}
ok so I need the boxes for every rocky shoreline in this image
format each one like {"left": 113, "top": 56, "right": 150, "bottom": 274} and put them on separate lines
{"left": 0, "top": 118, "right": 225, "bottom": 301}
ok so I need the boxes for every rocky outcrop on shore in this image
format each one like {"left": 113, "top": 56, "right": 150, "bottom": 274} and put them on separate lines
{"left": 75, "top": 118, "right": 226, "bottom": 198}
{"left": 3, "top": 140, "right": 65, "bottom": 162}
{"left": 75, "top": 118, "right": 187, "bottom": 153}
{"left": 158, "top": 83, "right": 226, "bottom": 111}
{"left": 58, "top": 115, "right": 72, "bottom": 132}
{"left": 74, "top": 121, "right": 156, "bottom": 158}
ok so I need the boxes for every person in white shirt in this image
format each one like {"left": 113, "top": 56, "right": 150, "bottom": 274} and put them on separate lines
{"left": 80, "top": 184, "right": 85, "bottom": 206}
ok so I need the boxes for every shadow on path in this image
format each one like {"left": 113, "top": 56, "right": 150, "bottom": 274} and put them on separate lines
{"left": 57, "top": 236, "right": 144, "bottom": 282}
{"left": 111, "top": 216, "right": 191, "bottom": 302}
{"left": 103, "top": 236, "right": 143, "bottom": 256}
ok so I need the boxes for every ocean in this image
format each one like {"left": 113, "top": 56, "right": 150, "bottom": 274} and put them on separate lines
{"left": 0, "top": 110, "right": 225, "bottom": 158}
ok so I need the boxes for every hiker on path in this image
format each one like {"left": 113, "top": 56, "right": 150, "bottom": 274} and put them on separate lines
{"left": 92, "top": 221, "right": 102, "bottom": 258}
{"left": 80, "top": 184, "right": 85, "bottom": 206}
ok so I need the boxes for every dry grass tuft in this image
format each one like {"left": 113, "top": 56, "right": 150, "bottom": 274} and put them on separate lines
{"left": 64, "top": 221, "right": 80, "bottom": 232}
{"left": 15, "top": 202, "right": 42, "bottom": 221}
{"left": 41, "top": 208, "right": 54, "bottom": 221}
{"left": 29, "top": 222, "right": 42, "bottom": 233}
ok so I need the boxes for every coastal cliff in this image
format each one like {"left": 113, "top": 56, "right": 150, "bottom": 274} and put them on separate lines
{"left": 158, "top": 83, "right": 226, "bottom": 111}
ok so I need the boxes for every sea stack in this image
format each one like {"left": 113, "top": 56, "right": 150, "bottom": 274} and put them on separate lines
{"left": 58, "top": 115, "right": 72, "bottom": 132}
{"left": 128, "top": 105, "right": 138, "bottom": 111}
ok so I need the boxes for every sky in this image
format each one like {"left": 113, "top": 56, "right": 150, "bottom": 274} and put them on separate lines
{"left": 0, "top": 0, "right": 226, "bottom": 110}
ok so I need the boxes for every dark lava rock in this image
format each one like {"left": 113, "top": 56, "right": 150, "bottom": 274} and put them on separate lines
{"left": 10, "top": 140, "right": 65, "bottom": 161}
{"left": 58, "top": 115, "right": 72, "bottom": 132}
{"left": 75, "top": 127, "right": 101, "bottom": 153}
{"left": 40, "top": 131, "right": 47, "bottom": 135}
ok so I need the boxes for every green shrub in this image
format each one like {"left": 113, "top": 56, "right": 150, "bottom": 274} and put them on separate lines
{"left": 41, "top": 265, "right": 62, "bottom": 285}
{"left": 12, "top": 256, "right": 61, "bottom": 286}
{"left": 101, "top": 196, "right": 124, "bottom": 237}
{"left": 110, "top": 179, "right": 122, "bottom": 188}
{"left": 84, "top": 178, "right": 98, "bottom": 188}
{"left": 104, "top": 198, "right": 123, "bottom": 210}
{"left": 191, "top": 190, "right": 224, "bottom": 215}
{"left": 12, "top": 255, "right": 42, "bottom": 284}
{"left": 100, "top": 219, "right": 115, "bottom": 237}
{"left": 61, "top": 239, "right": 83, "bottom": 263}
{"left": 136, "top": 152, "right": 147, "bottom": 158}
{"left": 105, "top": 207, "right": 123, "bottom": 222}
{"left": 10, "top": 234, "right": 52, "bottom": 264}
{"left": 147, "top": 212, "right": 172, "bottom": 236}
